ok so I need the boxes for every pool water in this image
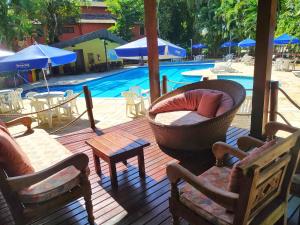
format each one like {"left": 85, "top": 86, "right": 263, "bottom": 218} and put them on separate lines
{"left": 217, "top": 75, "right": 253, "bottom": 95}
{"left": 27, "top": 64, "right": 214, "bottom": 97}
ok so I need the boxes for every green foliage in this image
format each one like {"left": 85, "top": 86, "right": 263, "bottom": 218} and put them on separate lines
{"left": 0, "top": 0, "right": 33, "bottom": 49}
{"left": 158, "top": 0, "right": 194, "bottom": 48}
{"left": 0, "top": 0, "right": 82, "bottom": 48}
{"left": 276, "top": 0, "right": 300, "bottom": 38}
{"left": 32, "top": 0, "right": 82, "bottom": 44}
{"left": 105, "top": 0, "right": 144, "bottom": 41}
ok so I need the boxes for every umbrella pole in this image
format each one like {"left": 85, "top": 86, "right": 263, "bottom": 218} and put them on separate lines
{"left": 13, "top": 74, "right": 17, "bottom": 87}
{"left": 42, "top": 69, "right": 50, "bottom": 93}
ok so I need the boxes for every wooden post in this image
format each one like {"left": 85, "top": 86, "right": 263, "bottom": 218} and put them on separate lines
{"left": 162, "top": 75, "right": 167, "bottom": 95}
{"left": 83, "top": 85, "right": 96, "bottom": 130}
{"left": 269, "top": 81, "right": 279, "bottom": 122}
{"left": 250, "top": 0, "right": 277, "bottom": 138}
{"left": 144, "top": 0, "right": 160, "bottom": 103}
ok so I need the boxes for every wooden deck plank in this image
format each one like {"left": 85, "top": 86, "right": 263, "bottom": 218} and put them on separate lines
{"left": 1, "top": 118, "right": 300, "bottom": 225}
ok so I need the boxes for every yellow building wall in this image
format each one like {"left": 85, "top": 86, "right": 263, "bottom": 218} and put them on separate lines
{"left": 64, "top": 38, "right": 122, "bottom": 72}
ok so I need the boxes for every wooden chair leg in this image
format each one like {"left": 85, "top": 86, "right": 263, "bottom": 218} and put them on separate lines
{"left": 82, "top": 175, "right": 95, "bottom": 225}
{"left": 171, "top": 213, "right": 180, "bottom": 225}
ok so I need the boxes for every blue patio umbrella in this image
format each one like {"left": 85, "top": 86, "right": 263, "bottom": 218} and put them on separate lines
{"left": 192, "top": 43, "right": 208, "bottom": 49}
{"left": 221, "top": 41, "right": 238, "bottom": 48}
{"left": 221, "top": 41, "right": 238, "bottom": 54}
{"left": 238, "top": 38, "right": 256, "bottom": 48}
{"left": 274, "top": 34, "right": 300, "bottom": 45}
{"left": 115, "top": 37, "right": 186, "bottom": 60}
{"left": 0, "top": 43, "right": 76, "bottom": 91}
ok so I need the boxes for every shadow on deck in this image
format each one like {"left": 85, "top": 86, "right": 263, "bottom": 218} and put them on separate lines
{"left": 1, "top": 118, "right": 300, "bottom": 225}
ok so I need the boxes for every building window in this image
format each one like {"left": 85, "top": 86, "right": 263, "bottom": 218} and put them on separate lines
{"left": 140, "top": 25, "right": 145, "bottom": 35}
{"left": 63, "top": 27, "right": 74, "bottom": 33}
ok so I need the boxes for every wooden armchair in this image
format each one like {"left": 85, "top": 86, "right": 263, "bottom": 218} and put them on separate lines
{"left": 167, "top": 122, "right": 300, "bottom": 225}
{"left": 0, "top": 116, "right": 95, "bottom": 225}
{"left": 1, "top": 116, "right": 33, "bottom": 133}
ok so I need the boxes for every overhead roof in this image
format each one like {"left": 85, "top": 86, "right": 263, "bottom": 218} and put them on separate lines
{"left": 52, "top": 29, "right": 127, "bottom": 49}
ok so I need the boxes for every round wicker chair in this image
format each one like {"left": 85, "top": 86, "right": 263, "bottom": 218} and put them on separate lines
{"left": 147, "top": 79, "right": 246, "bottom": 152}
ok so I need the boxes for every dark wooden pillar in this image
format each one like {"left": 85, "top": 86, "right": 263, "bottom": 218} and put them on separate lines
{"left": 83, "top": 85, "right": 96, "bottom": 130}
{"left": 250, "top": 0, "right": 277, "bottom": 138}
{"left": 269, "top": 81, "right": 279, "bottom": 122}
{"left": 144, "top": 0, "right": 160, "bottom": 103}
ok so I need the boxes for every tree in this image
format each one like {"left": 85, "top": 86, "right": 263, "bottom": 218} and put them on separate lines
{"left": 105, "top": 0, "right": 144, "bottom": 41}
{"left": 0, "top": 0, "right": 82, "bottom": 47}
{"left": 0, "top": 0, "right": 33, "bottom": 49}
{"left": 32, "top": 0, "right": 82, "bottom": 44}
{"left": 158, "top": 0, "right": 194, "bottom": 48}
{"left": 276, "top": 0, "right": 300, "bottom": 37}
{"left": 186, "top": 0, "right": 224, "bottom": 57}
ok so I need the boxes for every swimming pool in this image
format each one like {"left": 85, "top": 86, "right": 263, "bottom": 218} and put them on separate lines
{"left": 217, "top": 75, "right": 253, "bottom": 95}
{"left": 27, "top": 64, "right": 214, "bottom": 97}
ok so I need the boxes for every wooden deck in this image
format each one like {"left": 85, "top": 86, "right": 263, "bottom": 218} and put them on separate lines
{"left": 1, "top": 118, "right": 300, "bottom": 225}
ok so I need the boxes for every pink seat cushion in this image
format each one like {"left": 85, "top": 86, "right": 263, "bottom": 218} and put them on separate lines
{"left": 197, "top": 92, "right": 223, "bottom": 118}
{"left": 0, "top": 130, "right": 34, "bottom": 176}
{"left": 0, "top": 120, "right": 10, "bottom": 135}
{"left": 150, "top": 89, "right": 234, "bottom": 116}
{"left": 228, "top": 140, "right": 276, "bottom": 193}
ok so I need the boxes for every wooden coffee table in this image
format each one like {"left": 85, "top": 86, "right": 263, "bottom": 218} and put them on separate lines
{"left": 86, "top": 130, "right": 150, "bottom": 188}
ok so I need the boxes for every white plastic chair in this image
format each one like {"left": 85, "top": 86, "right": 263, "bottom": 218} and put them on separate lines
{"left": 130, "top": 86, "right": 143, "bottom": 97}
{"left": 9, "top": 91, "right": 22, "bottom": 112}
{"left": 130, "top": 86, "right": 150, "bottom": 104}
{"left": 15, "top": 88, "right": 24, "bottom": 108}
{"left": 274, "top": 58, "right": 284, "bottom": 71}
{"left": 0, "top": 95, "right": 10, "bottom": 113}
{"left": 122, "top": 91, "right": 145, "bottom": 117}
{"left": 30, "top": 100, "right": 53, "bottom": 128}
{"left": 25, "top": 92, "right": 38, "bottom": 112}
{"left": 282, "top": 59, "right": 291, "bottom": 72}
{"left": 58, "top": 93, "right": 79, "bottom": 119}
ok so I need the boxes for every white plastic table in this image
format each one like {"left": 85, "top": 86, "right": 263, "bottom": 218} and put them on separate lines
{"left": 33, "top": 91, "right": 65, "bottom": 106}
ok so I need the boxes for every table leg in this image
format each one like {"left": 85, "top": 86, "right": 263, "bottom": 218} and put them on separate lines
{"left": 109, "top": 162, "right": 118, "bottom": 188}
{"left": 93, "top": 152, "right": 101, "bottom": 175}
{"left": 138, "top": 150, "right": 145, "bottom": 178}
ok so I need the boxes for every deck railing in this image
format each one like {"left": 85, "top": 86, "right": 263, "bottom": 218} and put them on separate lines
{"left": 269, "top": 81, "right": 298, "bottom": 126}
{"left": 161, "top": 75, "right": 208, "bottom": 95}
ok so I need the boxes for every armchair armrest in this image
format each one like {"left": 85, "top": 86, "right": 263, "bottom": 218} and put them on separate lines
{"left": 237, "top": 136, "right": 265, "bottom": 151}
{"left": 265, "top": 122, "right": 298, "bottom": 140}
{"left": 167, "top": 163, "right": 238, "bottom": 211}
{"left": 7, "top": 153, "right": 89, "bottom": 192}
{"left": 5, "top": 116, "right": 33, "bottom": 132}
{"left": 212, "top": 142, "right": 248, "bottom": 167}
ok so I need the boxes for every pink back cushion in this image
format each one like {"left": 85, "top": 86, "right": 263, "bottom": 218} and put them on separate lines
{"left": 197, "top": 92, "right": 223, "bottom": 118}
{"left": 228, "top": 140, "right": 276, "bottom": 193}
{"left": 0, "top": 130, "right": 34, "bottom": 176}
{"left": 0, "top": 120, "right": 10, "bottom": 135}
{"left": 216, "top": 92, "right": 234, "bottom": 116}
{"left": 150, "top": 89, "right": 234, "bottom": 116}
{"left": 150, "top": 89, "right": 204, "bottom": 114}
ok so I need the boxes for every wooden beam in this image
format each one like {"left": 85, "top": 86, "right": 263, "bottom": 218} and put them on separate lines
{"left": 144, "top": 0, "right": 160, "bottom": 102}
{"left": 250, "top": 0, "right": 277, "bottom": 138}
